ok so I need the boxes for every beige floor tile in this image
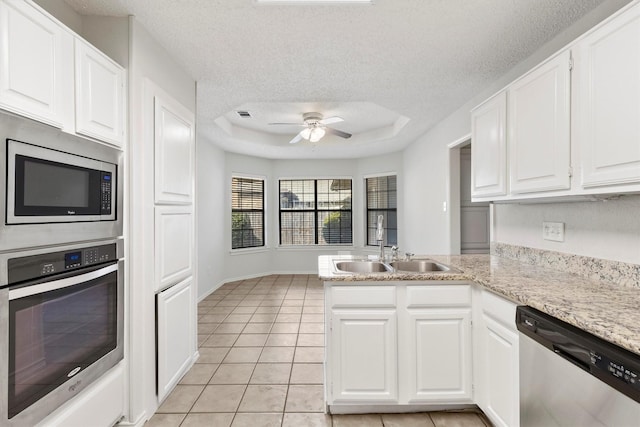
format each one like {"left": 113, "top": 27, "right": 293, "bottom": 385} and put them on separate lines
{"left": 198, "top": 299, "right": 218, "bottom": 307}
{"left": 238, "top": 384, "right": 288, "bottom": 412}
{"left": 208, "top": 306, "right": 234, "bottom": 314}
{"left": 156, "top": 385, "right": 204, "bottom": 413}
{"left": 216, "top": 323, "right": 246, "bottom": 334}
{"left": 297, "top": 334, "right": 325, "bottom": 347}
{"left": 145, "top": 413, "right": 186, "bottom": 427}
{"left": 209, "top": 363, "right": 255, "bottom": 384}
{"left": 224, "top": 314, "right": 252, "bottom": 323}
{"left": 223, "top": 347, "right": 263, "bottom": 363}
{"left": 276, "top": 313, "right": 301, "bottom": 322}
{"left": 302, "top": 314, "right": 324, "bottom": 323}
{"left": 250, "top": 313, "right": 278, "bottom": 323}
{"left": 279, "top": 306, "right": 303, "bottom": 314}
{"left": 191, "top": 384, "right": 246, "bottom": 412}
{"left": 197, "top": 347, "right": 230, "bottom": 364}
{"left": 382, "top": 413, "right": 435, "bottom": 427}
{"left": 259, "top": 346, "right": 295, "bottom": 363}
{"left": 232, "top": 306, "right": 258, "bottom": 314}
{"left": 250, "top": 363, "right": 292, "bottom": 384}
{"left": 179, "top": 363, "right": 219, "bottom": 385}
{"left": 284, "top": 384, "right": 324, "bottom": 412}
{"left": 332, "top": 414, "right": 384, "bottom": 427}
{"left": 304, "top": 299, "right": 325, "bottom": 306}
{"left": 299, "top": 323, "right": 324, "bottom": 334}
{"left": 302, "top": 306, "right": 324, "bottom": 314}
{"left": 231, "top": 413, "right": 283, "bottom": 427}
{"left": 237, "top": 300, "right": 261, "bottom": 307}
{"left": 198, "top": 323, "right": 219, "bottom": 334}
{"left": 290, "top": 363, "right": 323, "bottom": 384}
{"left": 242, "top": 323, "right": 273, "bottom": 333}
{"left": 200, "top": 314, "right": 228, "bottom": 323}
{"left": 259, "top": 300, "right": 282, "bottom": 307}
{"left": 202, "top": 333, "right": 239, "bottom": 347}
{"left": 281, "top": 300, "right": 304, "bottom": 307}
{"left": 282, "top": 412, "right": 332, "bottom": 427}
{"left": 429, "top": 412, "right": 487, "bottom": 427}
{"left": 265, "top": 333, "right": 298, "bottom": 346}
{"left": 234, "top": 333, "right": 268, "bottom": 347}
{"left": 197, "top": 334, "right": 210, "bottom": 346}
{"left": 255, "top": 306, "right": 279, "bottom": 314}
{"left": 270, "top": 323, "right": 300, "bottom": 334}
{"left": 294, "top": 347, "right": 324, "bottom": 363}
{"left": 215, "top": 300, "right": 239, "bottom": 307}
{"left": 181, "top": 413, "right": 235, "bottom": 427}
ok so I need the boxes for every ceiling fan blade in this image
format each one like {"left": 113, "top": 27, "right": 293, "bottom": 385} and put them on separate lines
{"left": 325, "top": 127, "right": 352, "bottom": 139}
{"left": 288, "top": 132, "right": 304, "bottom": 144}
{"left": 319, "top": 116, "right": 344, "bottom": 125}
{"left": 268, "top": 122, "right": 305, "bottom": 126}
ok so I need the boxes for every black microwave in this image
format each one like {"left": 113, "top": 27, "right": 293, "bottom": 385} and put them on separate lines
{"left": 6, "top": 139, "right": 117, "bottom": 224}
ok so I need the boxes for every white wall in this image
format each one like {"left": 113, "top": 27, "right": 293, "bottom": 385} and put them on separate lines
{"left": 402, "top": 0, "right": 634, "bottom": 259}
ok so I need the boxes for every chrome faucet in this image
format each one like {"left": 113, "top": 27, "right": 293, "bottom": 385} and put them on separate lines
{"left": 377, "top": 215, "right": 385, "bottom": 262}
{"left": 390, "top": 246, "right": 399, "bottom": 261}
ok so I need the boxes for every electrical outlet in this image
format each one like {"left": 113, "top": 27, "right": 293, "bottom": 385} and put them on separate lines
{"left": 543, "top": 221, "right": 565, "bottom": 242}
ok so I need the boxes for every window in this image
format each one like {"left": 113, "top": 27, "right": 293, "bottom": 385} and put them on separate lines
{"left": 366, "top": 175, "right": 397, "bottom": 246}
{"left": 231, "top": 177, "right": 264, "bottom": 249}
{"left": 279, "top": 179, "right": 352, "bottom": 245}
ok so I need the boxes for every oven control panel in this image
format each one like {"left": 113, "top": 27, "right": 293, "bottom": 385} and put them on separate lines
{"left": 7, "top": 243, "right": 117, "bottom": 285}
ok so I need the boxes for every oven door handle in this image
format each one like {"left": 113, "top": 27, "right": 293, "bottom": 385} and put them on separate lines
{"left": 8, "top": 262, "right": 119, "bottom": 300}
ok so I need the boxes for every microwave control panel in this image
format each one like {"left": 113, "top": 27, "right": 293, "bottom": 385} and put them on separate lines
{"left": 7, "top": 243, "right": 117, "bottom": 285}
{"left": 101, "top": 171, "right": 112, "bottom": 215}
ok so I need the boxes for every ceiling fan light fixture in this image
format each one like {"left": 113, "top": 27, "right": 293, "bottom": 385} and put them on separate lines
{"left": 300, "top": 128, "right": 312, "bottom": 140}
{"left": 309, "top": 127, "right": 326, "bottom": 142}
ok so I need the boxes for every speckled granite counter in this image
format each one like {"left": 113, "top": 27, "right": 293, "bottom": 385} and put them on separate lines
{"left": 319, "top": 254, "right": 640, "bottom": 356}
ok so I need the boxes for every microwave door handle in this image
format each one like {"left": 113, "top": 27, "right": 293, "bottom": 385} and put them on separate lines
{"left": 8, "top": 262, "right": 119, "bottom": 300}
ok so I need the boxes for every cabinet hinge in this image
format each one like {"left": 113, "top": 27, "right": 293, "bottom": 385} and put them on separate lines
{"left": 568, "top": 57, "right": 573, "bottom": 71}
{"left": 568, "top": 167, "right": 573, "bottom": 178}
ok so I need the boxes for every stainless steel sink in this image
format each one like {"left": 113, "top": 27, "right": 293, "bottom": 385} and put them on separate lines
{"left": 390, "top": 260, "right": 455, "bottom": 273}
{"left": 334, "top": 261, "right": 393, "bottom": 273}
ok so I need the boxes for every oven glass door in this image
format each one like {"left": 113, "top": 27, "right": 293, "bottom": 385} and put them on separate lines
{"left": 7, "top": 263, "right": 118, "bottom": 419}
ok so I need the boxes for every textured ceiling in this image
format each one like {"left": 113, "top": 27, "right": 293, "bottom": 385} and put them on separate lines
{"left": 64, "top": 0, "right": 605, "bottom": 159}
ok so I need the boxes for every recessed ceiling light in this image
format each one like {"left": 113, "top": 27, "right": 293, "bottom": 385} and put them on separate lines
{"left": 257, "top": 0, "right": 372, "bottom": 4}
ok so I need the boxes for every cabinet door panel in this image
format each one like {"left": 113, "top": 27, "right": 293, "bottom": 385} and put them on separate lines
{"left": 155, "top": 206, "right": 193, "bottom": 291}
{"left": 157, "top": 277, "right": 195, "bottom": 402}
{"left": 471, "top": 92, "right": 507, "bottom": 199}
{"left": 508, "top": 50, "right": 571, "bottom": 194}
{"left": 154, "top": 94, "right": 195, "bottom": 204}
{"left": 576, "top": 3, "right": 640, "bottom": 187}
{"left": 330, "top": 310, "right": 397, "bottom": 403}
{"left": 407, "top": 309, "right": 472, "bottom": 402}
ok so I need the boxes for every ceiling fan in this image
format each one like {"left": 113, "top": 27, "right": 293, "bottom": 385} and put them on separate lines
{"left": 268, "top": 112, "right": 352, "bottom": 144}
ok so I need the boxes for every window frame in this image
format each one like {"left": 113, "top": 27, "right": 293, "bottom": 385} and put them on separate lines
{"left": 278, "top": 177, "right": 353, "bottom": 246}
{"left": 231, "top": 175, "right": 266, "bottom": 250}
{"left": 365, "top": 173, "right": 398, "bottom": 247}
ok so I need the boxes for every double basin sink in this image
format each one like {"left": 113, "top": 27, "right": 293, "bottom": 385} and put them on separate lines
{"left": 333, "top": 259, "right": 457, "bottom": 275}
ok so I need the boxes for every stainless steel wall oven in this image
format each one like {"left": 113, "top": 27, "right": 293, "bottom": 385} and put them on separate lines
{"left": 0, "top": 240, "right": 124, "bottom": 426}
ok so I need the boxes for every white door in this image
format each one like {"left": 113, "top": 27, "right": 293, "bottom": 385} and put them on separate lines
{"left": 0, "top": 0, "right": 72, "bottom": 128}
{"left": 481, "top": 314, "right": 520, "bottom": 427}
{"left": 75, "top": 39, "right": 125, "bottom": 147}
{"left": 330, "top": 310, "right": 398, "bottom": 403}
{"left": 155, "top": 206, "right": 193, "bottom": 292}
{"left": 460, "top": 149, "right": 490, "bottom": 254}
{"left": 406, "top": 309, "right": 472, "bottom": 402}
{"left": 508, "top": 50, "right": 571, "bottom": 194}
{"left": 471, "top": 91, "right": 507, "bottom": 199}
{"left": 575, "top": 2, "right": 640, "bottom": 188}
{"left": 157, "top": 277, "right": 195, "bottom": 402}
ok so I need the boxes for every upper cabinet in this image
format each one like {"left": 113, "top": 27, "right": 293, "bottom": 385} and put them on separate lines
{"left": 0, "top": 0, "right": 73, "bottom": 129}
{"left": 508, "top": 50, "right": 571, "bottom": 194}
{"left": 471, "top": 1, "right": 640, "bottom": 202}
{"left": 75, "top": 39, "right": 126, "bottom": 147}
{"left": 574, "top": 2, "right": 640, "bottom": 188}
{"left": 471, "top": 91, "right": 507, "bottom": 199}
{"left": 0, "top": 0, "right": 125, "bottom": 148}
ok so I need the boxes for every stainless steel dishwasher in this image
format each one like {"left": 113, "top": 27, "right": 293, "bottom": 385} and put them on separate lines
{"left": 516, "top": 306, "right": 640, "bottom": 427}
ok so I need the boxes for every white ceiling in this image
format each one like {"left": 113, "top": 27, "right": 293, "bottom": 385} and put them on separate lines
{"left": 64, "top": 0, "right": 605, "bottom": 159}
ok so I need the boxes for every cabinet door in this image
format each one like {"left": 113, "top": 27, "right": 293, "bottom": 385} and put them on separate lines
{"left": 575, "top": 3, "right": 640, "bottom": 188}
{"left": 75, "top": 39, "right": 125, "bottom": 147}
{"left": 155, "top": 206, "right": 193, "bottom": 292}
{"left": 471, "top": 91, "right": 507, "bottom": 199}
{"left": 330, "top": 309, "right": 398, "bottom": 403}
{"left": 157, "top": 277, "right": 195, "bottom": 402}
{"left": 154, "top": 94, "right": 195, "bottom": 204}
{"left": 0, "top": 0, "right": 73, "bottom": 128}
{"left": 508, "top": 51, "right": 571, "bottom": 194}
{"left": 406, "top": 309, "right": 472, "bottom": 402}
{"left": 481, "top": 314, "right": 520, "bottom": 427}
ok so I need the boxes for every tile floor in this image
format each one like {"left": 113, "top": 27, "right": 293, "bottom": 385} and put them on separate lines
{"left": 147, "top": 274, "right": 491, "bottom": 427}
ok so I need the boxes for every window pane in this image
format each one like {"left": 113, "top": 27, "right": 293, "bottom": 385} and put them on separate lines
{"left": 232, "top": 177, "right": 264, "bottom": 249}
{"left": 317, "top": 179, "right": 352, "bottom": 210}
{"left": 319, "top": 211, "right": 352, "bottom": 245}
{"left": 280, "top": 180, "right": 315, "bottom": 210}
{"left": 366, "top": 175, "right": 397, "bottom": 246}
{"left": 280, "top": 211, "right": 315, "bottom": 245}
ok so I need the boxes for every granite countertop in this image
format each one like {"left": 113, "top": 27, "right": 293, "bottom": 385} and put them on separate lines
{"left": 318, "top": 254, "right": 640, "bottom": 356}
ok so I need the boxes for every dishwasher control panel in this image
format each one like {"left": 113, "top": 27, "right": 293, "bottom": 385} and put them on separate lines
{"left": 592, "top": 352, "right": 640, "bottom": 392}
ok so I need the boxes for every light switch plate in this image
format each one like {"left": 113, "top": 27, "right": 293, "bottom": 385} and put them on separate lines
{"left": 543, "top": 221, "right": 565, "bottom": 242}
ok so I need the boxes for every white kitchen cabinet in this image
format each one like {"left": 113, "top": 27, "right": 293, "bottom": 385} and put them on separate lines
{"left": 0, "top": 0, "right": 73, "bottom": 129}
{"left": 574, "top": 2, "right": 640, "bottom": 188}
{"left": 75, "top": 38, "right": 125, "bottom": 147}
{"left": 471, "top": 91, "right": 507, "bottom": 199}
{"left": 508, "top": 50, "right": 571, "bottom": 194}
{"left": 156, "top": 277, "right": 196, "bottom": 402}
{"left": 155, "top": 206, "right": 193, "bottom": 292}
{"left": 475, "top": 289, "right": 519, "bottom": 427}
{"left": 154, "top": 93, "right": 195, "bottom": 204}
{"left": 404, "top": 285, "right": 472, "bottom": 403}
